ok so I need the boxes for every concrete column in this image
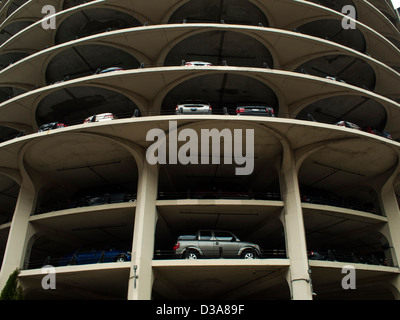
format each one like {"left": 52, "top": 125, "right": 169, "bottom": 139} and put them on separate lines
{"left": 0, "top": 180, "right": 38, "bottom": 290}
{"left": 389, "top": 275, "right": 400, "bottom": 300}
{"left": 380, "top": 184, "right": 400, "bottom": 268}
{"left": 127, "top": 160, "right": 159, "bottom": 300}
{"left": 280, "top": 147, "right": 313, "bottom": 300}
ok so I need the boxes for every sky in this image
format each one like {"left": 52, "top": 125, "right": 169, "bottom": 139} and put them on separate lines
{"left": 392, "top": 0, "right": 400, "bottom": 9}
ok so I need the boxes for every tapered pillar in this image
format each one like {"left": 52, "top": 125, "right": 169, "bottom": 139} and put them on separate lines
{"left": 0, "top": 180, "right": 38, "bottom": 290}
{"left": 380, "top": 183, "right": 400, "bottom": 268}
{"left": 381, "top": 181, "right": 400, "bottom": 300}
{"left": 127, "top": 160, "right": 159, "bottom": 300}
{"left": 280, "top": 147, "right": 313, "bottom": 300}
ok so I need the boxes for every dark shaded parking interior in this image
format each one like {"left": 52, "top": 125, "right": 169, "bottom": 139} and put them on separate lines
{"left": 168, "top": 0, "right": 269, "bottom": 26}
{"left": 62, "top": 0, "right": 96, "bottom": 10}
{"left": 25, "top": 134, "right": 138, "bottom": 269}
{"left": 6, "top": 0, "right": 29, "bottom": 17}
{"left": 0, "top": 20, "right": 33, "bottom": 46}
{"left": 55, "top": 8, "right": 141, "bottom": 44}
{"left": 296, "top": 55, "right": 376, "bottom": 91}
{"left": 164, "top": 30, "right": 274, "bottom": 68}
{"left": 45, "top": 44, "right": 140, "bottom": 84}
{"left": 297, "top": 19, "right": 366, "bottom": 53}
{"left": 306, "top": 0, "right": 356, "bottom": 13}
{"left": 296, "top": 95, "right": 387, "bottom": 130}
{"left": 0, "top": 52, "right": 29, "bottom": 71}
{"left": 0, "top": 86, "right": 26, "bottom": 104}
{"left": 0, "top": 175, "right": 19, "bottom": 224}
{"left": 0, "top": 125, "right": 24, "bottom": 143}
{"left": 35, "top": 86, "right": 138, "bottom": 126}
{"left": 161, "top": 73, "right": 279, "bottom": 115}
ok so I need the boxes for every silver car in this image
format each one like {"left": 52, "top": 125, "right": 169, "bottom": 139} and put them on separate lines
{"left": 184, "top": 61, "right": 213, "bottom": 67}
{"left": 173, "top": 230, "right": 262, "bottom": 259}
{"left": 335, "top": 120, "right": 361, "bottom": 130}
{"left": 175, "top": 100, "right": 212, "bottom": 115}
{"left": 83, "top": 113, "right": 117, "bottom": 123}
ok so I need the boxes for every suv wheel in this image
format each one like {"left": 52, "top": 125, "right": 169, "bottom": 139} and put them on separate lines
{"left": 241, "top": 249, "right": 257, "bottom": 259}
{"left": 184, "top": 250, "right": 199, "bottom": 260}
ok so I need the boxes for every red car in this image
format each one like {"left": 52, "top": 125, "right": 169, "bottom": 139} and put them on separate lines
{"left": 37, "top": 122, "right": 67, "bottom": 132}
{"left": 362, "top": 126, "right": 393, "bottom": 140}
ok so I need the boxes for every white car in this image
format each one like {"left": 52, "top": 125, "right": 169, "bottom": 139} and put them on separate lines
{"left": 184, "top": 61, "right": 212, "bottom": 66}
{"left": 175, "top": 100, "right": 212, "bottom": 115}
{"left": 83, "top": 113, "right": 117, "bottom": 123}
{"left": 326, "top": 76, "right": 346, "bottom": 83}
{"left": 335, "top": 121, "right": 361, "bottom": 130}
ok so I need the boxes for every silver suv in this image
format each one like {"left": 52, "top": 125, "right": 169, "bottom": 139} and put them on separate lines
{"left": 173, "top": 230, "right": 262, "bottom": 259}
{"left": 175, "top": 100, "right": 212, "bottom": 115}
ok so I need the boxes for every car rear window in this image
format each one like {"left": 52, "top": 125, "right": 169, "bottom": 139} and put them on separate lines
{"left": 242, "top": 106, "right": 267, "bottom": 109}
{"left": 181, "top": 100, "right": 209, "bottom": 105}
{"left": 178, "top": 235, "right": 197, "bottom": 240}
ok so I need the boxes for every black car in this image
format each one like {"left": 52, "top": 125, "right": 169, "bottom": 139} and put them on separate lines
{"left": 37, "top": 122, "right": 67, "bottom": 132}
{"left": 236, "top": 105, "right": 275, "bottom": 117}
{"left": 308, "top": 251, "right": 325, "bottom": 260}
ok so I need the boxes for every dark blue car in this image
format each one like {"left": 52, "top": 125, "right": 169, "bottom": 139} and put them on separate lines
{"left": 59, "top": 246, "right": 131, "bottom": 266}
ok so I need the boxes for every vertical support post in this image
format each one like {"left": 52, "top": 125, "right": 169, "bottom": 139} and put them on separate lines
{"left": 127, "top": 161, "right": 158, "bottom": 300}
{"left": 380, "top": 183, "right": 400, "bottom": 268}
{"left": 0, "top": 180, "right": 38, "bottom": 290}
{"left": 280, "top": 146, "right": 313, "bottom": 300}
{"left": 383, "top": 182, "right": 400, "bottom": 300}
{"left": 388, "top": 275, "right": 400, "bottom": 300}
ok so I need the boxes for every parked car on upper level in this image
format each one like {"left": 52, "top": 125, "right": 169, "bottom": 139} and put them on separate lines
{"left": 37, "top": 122, "right": 67, "bottom": 132}
{"left": 325, "top": 76, "right": 346, "bottom": 83}
{"left": 335, "top": 121, "right": 361, "bottom": 130}
{"left": 308, "top": 251, "right": 326, "bottom": 260}
{"left": 175, "top": 100, "right": 213, "bottom": 115}
{"left": 82, "top": 192, "right": 136, "bottom": 206}
{"left": 236, "top": 105, "right": 275, "bottom": 117}
{"left": 83, "top": 113, "right": 117, "bottom": 123}
{"left": 173, "top": 230, "right": 262, "bottom": 259}
{"left": 95, "top": 67, "right": 124, "bottom": 74}
{"left": 184, "top": 61, "right": 212, "bottom": 66}
{"left": 77, "top": 20, "right": 126, "bottom": 39}
{"left": 59, "top": 245, "right": 131, "bottom": 266}
{"left": 51, "top": 76, "right": 70, "bottom": 85}
{"left": 362, "top": 126, "right": 393, "bottom": 140}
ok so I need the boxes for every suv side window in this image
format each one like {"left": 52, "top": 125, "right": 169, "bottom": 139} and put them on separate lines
{"left": 199, "top": 231, "right": 212, "bottom": 240}
{"left": 214, "top": 231, "right": 234, "bottom": 241}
